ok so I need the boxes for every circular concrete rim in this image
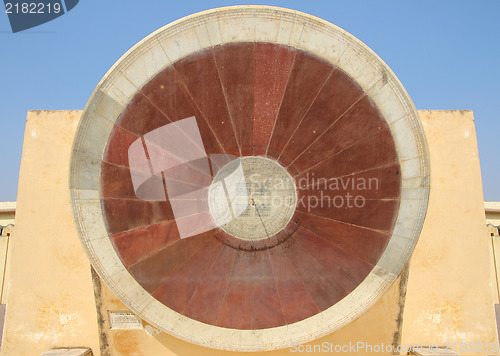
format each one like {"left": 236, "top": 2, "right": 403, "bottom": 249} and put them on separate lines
{"left": 209, "top": 156, "right": 298, "bottom": 241}
{"left": 70, "top": 5, "right": 430, "bottom": 352}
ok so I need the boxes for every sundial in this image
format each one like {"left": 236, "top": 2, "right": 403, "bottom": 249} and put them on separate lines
{"left": 70, "top": 6, "right": 430, "bottom": 351}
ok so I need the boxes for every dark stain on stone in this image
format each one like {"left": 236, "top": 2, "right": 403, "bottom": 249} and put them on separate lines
{"left": 392, "top": 261, "right": 410, "bottom": 354}
{"left": 91, "top": 266, "right": 111, "bottom": 356}
{"left": 382, "top": 70, "right": 388, "bottom": 85}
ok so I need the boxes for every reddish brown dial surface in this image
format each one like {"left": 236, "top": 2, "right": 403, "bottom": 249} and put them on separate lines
{"left": 100, "top": 42, "right": 401, "bottom": 329}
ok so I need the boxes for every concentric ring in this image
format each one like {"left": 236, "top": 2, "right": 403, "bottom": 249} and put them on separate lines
{"left": 208, "top": 156, "right": 297, "bottom": 242}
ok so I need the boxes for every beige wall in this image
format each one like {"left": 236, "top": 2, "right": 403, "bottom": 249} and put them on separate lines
{"left": 401, "top": 110, "right": 498, "bottom": 355}
{"left": 0, "top": 207, "right": 14, "bottom": 305}
{"left": 0, "top": 213, "right": 15, "bottom": 227}
{"left": 0, "top": 203, "right": 16, "bottom": 227}
{"left": 491, "top": 237, "right": 500, "bottom": 305}
{"left": 0, "top": 236, "right": 12, "bottom": 304}
{"left": 486, "top": 212, "right": 500, "bottom": 226}
{"left": 0, "top": 111, "right": 100, "bottom": 356}
{"left": 1, "top": 109, "right": 497, "bottom": 355}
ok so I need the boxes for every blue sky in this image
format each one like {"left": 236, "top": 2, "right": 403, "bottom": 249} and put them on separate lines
{"left": 1, "top": 1, "right": 499, "bottom": 202}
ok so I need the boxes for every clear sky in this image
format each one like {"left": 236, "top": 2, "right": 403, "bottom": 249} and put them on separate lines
{"left": 1, "top": 1, "right": 499, "bottom": 202}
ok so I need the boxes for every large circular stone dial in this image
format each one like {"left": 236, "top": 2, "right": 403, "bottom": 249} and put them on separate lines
{"left": 70, "top": 6, "right": 430, "bottom": 351}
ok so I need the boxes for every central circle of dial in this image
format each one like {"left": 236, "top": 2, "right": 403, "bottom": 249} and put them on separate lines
{"left": 208, "top": 156, "right": 297, "bottom": 241}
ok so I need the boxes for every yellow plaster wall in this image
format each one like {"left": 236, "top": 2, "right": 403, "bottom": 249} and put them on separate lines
{"left": 491, "top": 237, "right": 500, "bottom": 305}
{"left": 0, "top": 236, "right": 11, "bottom": 304}
{"left": 400, "top": 110, "right": 498, "bottom": 355}
{"left": 486, "top": 212, "right": 500, "bottom": 226}
{"left": 0, "top": 213, "right": 15, "bottom": 227}
{"left": 0, "top": 111, "right": 100, "bottom": 355}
